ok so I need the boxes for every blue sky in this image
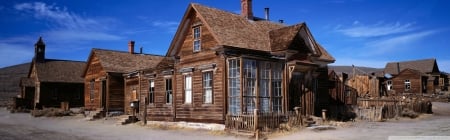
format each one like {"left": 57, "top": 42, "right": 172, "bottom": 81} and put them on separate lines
{"left": 1, "top": 0, "right": 449, "bottom": 72}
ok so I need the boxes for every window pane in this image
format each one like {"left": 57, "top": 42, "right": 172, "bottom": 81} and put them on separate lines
{"left": 185, "top": 75, "right": 192, "bottom": 103}
{"left": 203, "top": 72, "right": 213, "bottom": 104}
{"left": 243, "top": 59, "right": 256, "bottom": 113}
{"left": 272, "top": 63, "right": 283, "bottom": 112}
{"left": 149, "top": 80, "right": 154, "bottom": 104}
{"left": 166, "top": 78, "right": 172, "bottom": 103}
{"left": 228, "top": 59, "right": 240, "bottom": 115}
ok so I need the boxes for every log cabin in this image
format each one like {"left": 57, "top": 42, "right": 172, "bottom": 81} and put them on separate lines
{"left": 128, "top": 1, "right": 336, "bottom": 124}
{"left": 82, "top": 41, "right": 164, "bottom": 113}
{"left": 19, "top": 37, "right": 85, "bottom": 109}
{"left": 384, "top": 58, "right": 441, "bottom": 95}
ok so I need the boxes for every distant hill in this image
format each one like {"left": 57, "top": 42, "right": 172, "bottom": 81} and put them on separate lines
{"left": 0, "top": 63, "right": 30, "bottom": 104}
{"left": 329, "top": 65, "right": 383, "bottom": 75}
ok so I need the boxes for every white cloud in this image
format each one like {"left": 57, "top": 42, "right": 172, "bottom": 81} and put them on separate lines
{"left": 14, "top": 2, "right": 120, "bottom": 41}
{"left": 15, "top": 2, "right": 99, "bottom": 30}
{"left": 337, "top": 22, "right": 415, "bottom": 37}
{"left": 152, "top": 21, "right": 179, "bottom": 33}
{"left": 365, "top": 30, "right": 437, "bottom": 55}
{"left": 45, "top": 30, "right": 121, "bottom": 42}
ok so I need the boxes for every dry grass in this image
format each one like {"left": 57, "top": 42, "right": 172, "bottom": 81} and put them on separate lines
{"left": 31, "top": 108, "right": 73, "bottom": 117}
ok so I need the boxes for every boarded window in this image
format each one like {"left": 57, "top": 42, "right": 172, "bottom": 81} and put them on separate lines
{"left": 203, "top": 71, "right": 213, "bottom": 104}
{"left": 166, "top": 78, "right": 173, "bottom": 104}
{"left": 193, "top": 26, "right": 201, "bottom": 52}
{"left": 149, "top": 80, "right": 154, "bottom": 104}
{"left": 184, "top": 75, "right": 192, "bottom": 104}
{"left": 90, "top": 80, "right": 94, "bottom": 101}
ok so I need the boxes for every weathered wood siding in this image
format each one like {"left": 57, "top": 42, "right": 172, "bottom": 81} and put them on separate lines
{"left": 173, "top": 12, "right": 225, "bottom": 123}
{"left": 84, "top": 54, "right": 107, "bottom": 110}
{"left": 124, "top": 78, "right": 139, "bottom": 115}
{"left": 392, "top": 69, "right": 422, "bottom": 94}
{"left": 107, "top": 75, "right": 124, "bottom": 111}
{"left": 146, "top": 74, "right": 175, "bottom": 121}
{"left": 347, "top": 75, "right": 379, "bottom": 97}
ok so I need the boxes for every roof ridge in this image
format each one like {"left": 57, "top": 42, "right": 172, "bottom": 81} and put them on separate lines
{"left": 386, "top": 58, "right": 436, "bottom": 64}
{"left": 43, "top": 59, "right": 86, "bottom": 63}
{"left": 92, "top": 48, "right": 165, "bottom": 57}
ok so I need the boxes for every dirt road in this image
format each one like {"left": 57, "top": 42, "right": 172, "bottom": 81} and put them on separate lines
{"left": 1, "top": 102, "right": 449, "bottom": 140}
{"left": 274, "top": 102, "right": 450, "bottom": 140}
{"left": 0, "top": 109, "right": 236, "bottom": 140}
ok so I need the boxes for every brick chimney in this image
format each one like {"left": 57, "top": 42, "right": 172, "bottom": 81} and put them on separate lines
{"left": 241, "top": 0, "right": 253, "bottom": 20}
{"left": 128, "top": 41, "right": 135, "bottom": 54}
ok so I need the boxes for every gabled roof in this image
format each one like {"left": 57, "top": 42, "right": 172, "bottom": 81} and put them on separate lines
{"left": 395, "top": 68, "right": 424, "bottom": 77}
{"left": 384, "top": 58, "right": 439, "bottom": 75}
{"left": 83, "top": 49, "right": 164, "bottom": 76}
{"left": 31, "top": 59, "right": 85, "bottom": 83}
{"left": 167, "top": 3, "right": 334, "bottom": 62}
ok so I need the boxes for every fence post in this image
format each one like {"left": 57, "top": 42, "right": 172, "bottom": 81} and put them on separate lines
{"left": 254, "top": 109, "right": 259, "bottom": 140}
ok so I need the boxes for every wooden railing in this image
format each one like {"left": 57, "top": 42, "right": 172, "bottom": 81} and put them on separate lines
{"left": 225, "top": 110, "right": 303, "bottom": 134}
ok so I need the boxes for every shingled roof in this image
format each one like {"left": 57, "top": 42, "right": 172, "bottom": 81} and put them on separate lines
{"left": 84, "top": 49, "right": 164, "bottom": 75}
{"left": 31, "top": 59, "right": 86, "bottom": 83}
{"left": 167, "top": 3, "right": 334, "bottom": 62}
{"left": 384, "top": 58, "right": 440, "bottom": 75}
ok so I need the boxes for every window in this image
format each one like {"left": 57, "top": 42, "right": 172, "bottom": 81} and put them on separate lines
{"left": 184, "top": 75, "right": 192, "bottom": 104}
{"left": 272, "top": 63, "right": 283, "bottom": 112}
{"left": 405, "top": 79, "right": 411, "bottom": 90}
{"left": 228, "top": 59, "right": 241, "bottom": 115}
{"left": 387, "top": 80, "right": 393, "bottom": 91}
{"left": 203, "top": 71, "right": 213, "bottom": 104}
{"left": 166, "top": 78, "right": 173, "bottom": 104}
{"left": 193, "top": 26, "right": 201, "bottom": 52}
{"left": 259, "top": 62, "right": 270, "bottom": 113}
{"left": 90, "top": 80, "right": 94, "bottom": 101}
{"left": 227, "top": 58, "right": 284, "bottom": 115}
{"left": 243, "top": 59, "right": 257, "bottom": 113}
{"left": 149, "top": 80, "right": 154, "bottom": 104}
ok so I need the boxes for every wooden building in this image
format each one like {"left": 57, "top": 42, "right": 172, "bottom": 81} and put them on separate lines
{"left": 19, "top": 37, "right": 85, "bottom": 109}
{"left": 384, "top": 59, "right": 441, "bottom": 95}
{"left": 129, "top": 1, "right": 335, "bottom": 124}
{"left": 82, "top": 41, "right": 164, "bottom": 113}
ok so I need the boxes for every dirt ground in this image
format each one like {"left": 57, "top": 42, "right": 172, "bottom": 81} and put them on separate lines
{"left": 1, "top": 102, "right": 449, "bottom": 140}
{"left": 273, "top": 102, "right": 450, "bottom": 140}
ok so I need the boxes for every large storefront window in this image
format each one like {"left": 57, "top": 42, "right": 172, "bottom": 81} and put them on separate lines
{"left": 228, "top": 59, "right": 241, "bottom": 115}
{"left": 227, "top": 58, "right": 283, "bottom": 115}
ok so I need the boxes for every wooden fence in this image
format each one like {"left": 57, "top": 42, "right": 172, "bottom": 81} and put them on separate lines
{"left": 225, "top": 110, "right": 303, "bottom": 133}
{"left": 357, "top": 98, "right": 432, "bottom": 121}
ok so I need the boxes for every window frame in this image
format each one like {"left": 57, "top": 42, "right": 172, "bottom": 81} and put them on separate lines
{"left": 203, "top": 71, "right": 213, "bottom": 104}
{"left": 165, "top": 78, "right": 173, "bottom": 104}
{"left": 148, "top": 80, "right": 154, "bottom": 104}
{"left": 386, "top": 80, "right": 393, "bottom": 91}
{"left": 89, "top": 79, "right": 95, "bottom": 101}
{"left": 405, "top": 79, "right": 411, "bottom": 91}
{"left": 193, "top": 26, "right": 201, "bottom": 52}
{"left": 184, "top": 74, "right": 192, "bottom": 104}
